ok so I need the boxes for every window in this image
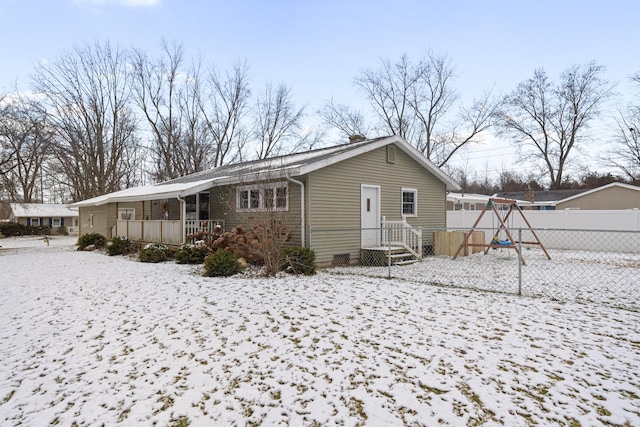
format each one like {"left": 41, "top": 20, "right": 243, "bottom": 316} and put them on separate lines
{"left": 276, "top": 186, "right": 287, "bottom": 209}
{"left": 31, "top": 218, "right": 40, "bottom": 226}
{"left": 118, "top": 208, "right": 135, "bottom": 220}
{"left": 236, "top": 182, "right": 289, "bottom": 212}
{"left": 402, "top": 188, "right": 417, "bottom": 216}
{"left": 52, "top": 218, "right": 61, "bottom": 227}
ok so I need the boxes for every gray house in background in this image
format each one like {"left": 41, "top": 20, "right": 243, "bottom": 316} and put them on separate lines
{"left": 70, "top": 135, "right": 460, "bottom": 266}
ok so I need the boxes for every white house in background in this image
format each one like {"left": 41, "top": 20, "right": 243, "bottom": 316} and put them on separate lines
{"left": 446, "top": 192, "right": 531, "bottom": 211}
{"left": 8, "top": 203, "right": 79, "bottom": 234}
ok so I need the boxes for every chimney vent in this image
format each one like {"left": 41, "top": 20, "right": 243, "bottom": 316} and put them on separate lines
{"left": 524, "top": 187, "right": 535, "bottom": 203}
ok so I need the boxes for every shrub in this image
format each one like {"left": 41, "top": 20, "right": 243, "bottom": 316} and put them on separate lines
{"left": 175, "top": 243, "right": 209, "bottom": 264}
{"left": 77, "top": 232, "right": 106, "bottom": 249}
{"left": 57, "top": 226, "right": 69, "bottom": 236}
{"left": 106, "top": 236, "right": 133, "bottom": 256}
{"left": 203, "top": 250, "right": 242, "bottom": 277}
{"left": 0, "top": 222, "right": 50, "bottom": 237}
{"left": 138, "top": 243, "right": 171, "bottom": 263}
{"left": 0, "top": 222, "right": 25, "bottom": 237}
{"left": 279, "top": 247, "right": 316, "bottom": 275}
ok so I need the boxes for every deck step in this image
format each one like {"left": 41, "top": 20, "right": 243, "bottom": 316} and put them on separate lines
{"left": 394, "top": 259, "right": 419, "bottom": 266}
{"left": 389, "top": 253, "right": 412, "bottom": 259}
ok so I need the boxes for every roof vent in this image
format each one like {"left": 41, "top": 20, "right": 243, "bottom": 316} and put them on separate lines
{"left": 348, "top": 134, "right": 367, "bottom": 143}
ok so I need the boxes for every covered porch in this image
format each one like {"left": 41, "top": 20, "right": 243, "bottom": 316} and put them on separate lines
{"left": 70, "top": 178, "right": 221, "bottom": 245}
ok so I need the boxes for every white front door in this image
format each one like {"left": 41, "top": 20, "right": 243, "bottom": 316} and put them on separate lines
{"left": 361, "top": 185, "right": 380, "bottom": 247}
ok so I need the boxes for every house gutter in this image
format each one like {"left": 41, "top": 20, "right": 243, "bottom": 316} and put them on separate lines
{"left": 286, "top": 176, "right": 306, "bottom": 248}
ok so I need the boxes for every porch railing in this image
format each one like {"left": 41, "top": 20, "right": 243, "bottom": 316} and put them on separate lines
{"left": 114, "top": 219, "right": 225, "bottom": 245}
{"left": 184, "top": 219, "right": 225, "bottom": 239}
{"left": 381, "top": 216, "right": 423, "bottom": 259}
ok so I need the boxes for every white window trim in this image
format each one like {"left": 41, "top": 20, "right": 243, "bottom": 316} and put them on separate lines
{"left": 31, "top": 217, "right": 40, "bottom": 226}
{"left": 236, "top": 182, "right": 289, "bottom": 212}
{"left": 401, "top": 188, "right": 418, "bottom": 217}
{"left": 52, "top": 217, "right": 61, "bottom": 227}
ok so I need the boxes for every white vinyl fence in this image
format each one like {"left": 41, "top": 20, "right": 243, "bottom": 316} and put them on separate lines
{"left": 447, "top": 209, "right": 640, "bottom": 253}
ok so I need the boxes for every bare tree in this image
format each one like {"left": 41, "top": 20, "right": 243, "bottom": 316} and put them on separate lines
{"left": 498, "top": 63, "right": 613, "bottom": 190}
{"left": 0, "top": 92, "right": 17, "bottom": 185}
{"left": 0, "top": 92, "right": 52, "bottom": 202}
{"left": 197, "top": 60, "right": 251, "bottom": 167}
{"left": 32, "top": 41, "right": 141, "bottom": 201}
{"left": 606, "top": 72, "right": 640, "bottom": 183}
{"left": 252, "top": 83, "right": 307, "bottom": 159}
{"left": 130, "top": 40, "right": 211, "bottom": 181}
{"left": 322, "top": 52, "right": 499, "bottom": 167}
{"left": 318, "top": 99, "right": 370, "bottom": 139}
{"left": 608, "top": 108, "right": 640, "bottom": 182}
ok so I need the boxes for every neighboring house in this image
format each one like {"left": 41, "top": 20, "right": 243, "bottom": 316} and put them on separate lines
{"left": 447, "top": 193, "right": 492, "bottom": 211}
{"left": 497, "top": 183, "right": 640, "bottom": 210}
{"left": 446, "top": 193, "right": 532, "bottom": 211}
{"left": 69, "top": 135, "right": 460, "bottom": 266}
{"left": 554, "top": 182, "right": 640, "bottom": 210}
{"left": 497, "top": 189, "right": 586, "bottom": 210}
{"left": 8, "top": 203, "right": 79, "bottom": 234}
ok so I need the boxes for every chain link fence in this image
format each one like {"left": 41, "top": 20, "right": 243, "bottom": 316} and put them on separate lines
{"left": 310, "top": 227, "right": 640, "bottom": 312}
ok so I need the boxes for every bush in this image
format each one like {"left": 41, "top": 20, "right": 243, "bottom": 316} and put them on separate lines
{"left": 175, "top": 243, "right": 209, "bottom": 264}
{"left": 203, "top": 250, "right": 242, "bottom": 277}
{"left": 0, "top": 222, "right": 50, "bottom": 237}
{"left": 57, "top": 226, "right": 69, "bottom": 236}
{"left": 106, "top": 236, "right": 133, "bottom": 256}
{"left": 280, "top": 247, "right": 316, "bottom": 275}
{"left": 77, "top": 232, "right": 106, "bottom": 249}
{"left": 138, "top": 243, "right": 171, "bottom": 263}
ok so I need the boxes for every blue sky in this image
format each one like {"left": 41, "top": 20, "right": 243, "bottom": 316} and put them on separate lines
{"left": 1, "top": 0, "right": 639, "bottom": 177}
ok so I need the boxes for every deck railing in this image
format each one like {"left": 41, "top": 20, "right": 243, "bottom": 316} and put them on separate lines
{"left": 114, "top": 219, "right": 225, "bottom": 246}
{"left": 381, "top": 216, "right": 423, "bottom": 259}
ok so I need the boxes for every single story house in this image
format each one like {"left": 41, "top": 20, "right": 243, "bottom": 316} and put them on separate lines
{"left": 8, "top": 203, "right": 79, "bottom": 234}
{"left": 447, "top": 192, "right": 532, "bottom": 211}
{"left": 69, "top": 135, "right": 460, "bottom": 266}
{"left": 497, "top": 182, "right": 640, "bottom": 210}
{"left": 447, "top": 193, "right": 492, "bottom": 211}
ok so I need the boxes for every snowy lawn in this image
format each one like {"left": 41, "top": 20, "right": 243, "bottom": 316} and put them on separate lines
{"left": 1, "top": 236, "right": 639, "bottom": 426}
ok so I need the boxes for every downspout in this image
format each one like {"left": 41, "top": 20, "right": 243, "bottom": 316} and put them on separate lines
{"left": 286, "top": 176, "right": 305, "bottom": 248}
{"left": 177, "top": 195, "right": 186, "bottom": 244}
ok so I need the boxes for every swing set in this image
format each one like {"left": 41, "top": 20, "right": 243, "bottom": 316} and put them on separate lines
{"left": 452, "top": 197, "right": 551, "bottom": 265}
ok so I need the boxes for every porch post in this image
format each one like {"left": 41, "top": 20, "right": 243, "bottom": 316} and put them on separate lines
{"left": 179, "top": 196, "right": 186, "bottom": 244}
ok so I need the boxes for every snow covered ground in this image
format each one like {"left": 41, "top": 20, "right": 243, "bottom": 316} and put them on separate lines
{"left": 1, "top": 236, "right": 639, "bottom": 426}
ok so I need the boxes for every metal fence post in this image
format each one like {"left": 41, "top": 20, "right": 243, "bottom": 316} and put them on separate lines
{"left": 518, "top": 227, "right": 522, "bottom": 296}
{"left": 387, "top": 233, "right": 392, "bottom": 279}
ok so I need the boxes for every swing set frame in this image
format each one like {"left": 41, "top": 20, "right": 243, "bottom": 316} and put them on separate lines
{"left": 452, "top": 197, "right": 551, "bottom": 265}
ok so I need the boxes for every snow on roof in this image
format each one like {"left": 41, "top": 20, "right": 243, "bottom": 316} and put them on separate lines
{"left": 71, "top": 136, "right": 461, "bottom": 207}
{"left": 164, "top": 136, "right": 460, "bottom": 191}
{"left": 447, "top": 192, "right": 492, "bottom": 204}
{"left": 68, "top": 179, "right": 216, "bottom": 208}
{"left": 10, "top": 203, "right": 78, "bottom": 218}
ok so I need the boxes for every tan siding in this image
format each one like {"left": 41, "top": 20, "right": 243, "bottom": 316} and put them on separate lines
{"left": 210, "top": 181, "right": 303, "bottom": 246}
{"left": 308, "top": 144, "right": 447, "bottom": 264}
{"left": 556, "top": 187, "right": 640, "bottom": 210}
{"left": 79, "top": 204, "right": 116, "bottom": 239}
{"left": 116, "top": 202, "right": 143, "bottom": 220}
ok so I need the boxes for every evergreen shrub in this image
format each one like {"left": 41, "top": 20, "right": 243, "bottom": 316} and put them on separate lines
{"left": 203, "top": 250, "right": 242, "bottom": 277}
{"left": 279, "top": 247, "right": 316, "bottom": 275}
